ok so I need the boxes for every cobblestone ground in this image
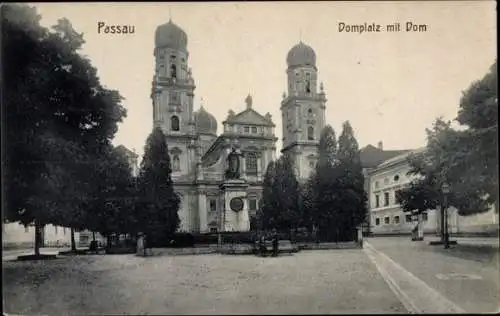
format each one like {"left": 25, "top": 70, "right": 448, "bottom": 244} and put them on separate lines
{"left": 3, "top": 250, "right": 406, "bottom": 315}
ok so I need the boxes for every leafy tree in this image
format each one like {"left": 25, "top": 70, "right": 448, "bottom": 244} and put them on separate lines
{"left": 137, "top": 127, "right": 180, "bottom": 245}
{"left": 335, "top": 121, "right": 368, "bottom": 240}
{"left": 258, "top": 154, "right": 301, "bottom": 235}
{"left": 258, "top": 161, "right": 278, "bottom": 230}
{"left": 311, "top": 125, "right": 341, "bottom": 241}
{"left": 299, "top": 176, "right": 315, "bottom": 234}
{"left": 3, "top": 4, "right": 126, "bottom": 255}
{"left": 86, "top": 146, "right": 138, "bottom": 240}
{"left": 454, "top": 60, "right": 498, "bottom": 212}
{"left": 396, "top": 62, "right": 497, "bottom": 241}
{"left": 397, "top": 117, "right": 495, "bottom": 240}
{"left": 316, "top": 125, "right": 338, "bottom": 169}
{"left": 272, "top": 154, "right": 301, "bottom": 233}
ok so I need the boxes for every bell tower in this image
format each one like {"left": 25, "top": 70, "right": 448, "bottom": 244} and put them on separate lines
{"left": 151, "top": 19, "right": 196, "bottom": 136}
{"left": 281, "top": 41, "right": 327, "bottom": 180}
{"left": 151, "top": 19, "right": 197, "bottom": 179}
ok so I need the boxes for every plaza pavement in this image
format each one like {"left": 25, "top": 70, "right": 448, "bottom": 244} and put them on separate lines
{"left": 2, "top": 247, "right": 72, "bottom": 261}
{"left": 2, "top": 236, "right": 499, "bottom": 315}
{"left": 3, "top": 248, "right": 405, "bottom": 315}
{"left": 365, "top": 236, "right": 499, "bottom": 314}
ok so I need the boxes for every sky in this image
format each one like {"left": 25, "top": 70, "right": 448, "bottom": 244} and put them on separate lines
{"left": 32, "top": 1, "right": 496, "bottom": 158}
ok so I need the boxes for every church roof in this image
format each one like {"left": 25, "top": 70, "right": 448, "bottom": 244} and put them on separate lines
{"left": 223, "top": 108, "right": 275, "bottom": 127}
{"left": 223, "top": 94, "right": 275, "bottom": 127}
{"left": 377, "top": 147, "right": 426, "bottom": 169}
{"left": 287, "top": 41, "right": 317, "bottom": 68}
{"left": 359, "top": 144, "right": 411, "bottom": 169}
{"left": 194, "top": 106, "right": 217, "bottom": 135}
{"left": 155, "top": 19, "right": 188, "bottom": 50}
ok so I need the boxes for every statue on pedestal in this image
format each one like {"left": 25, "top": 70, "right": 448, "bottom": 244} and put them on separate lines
{"left": 225, "top": 148, "right": 241, "bottom": 179}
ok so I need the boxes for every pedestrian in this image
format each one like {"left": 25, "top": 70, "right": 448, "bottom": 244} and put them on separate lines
{"left": 259, "top": 234, "right": 267, "bottom": 256}
{"left": 272, "top": 230, "right": 279, "bottom": 257}
{"left": 136, "top": 232, "right": 145, "bottom": 256}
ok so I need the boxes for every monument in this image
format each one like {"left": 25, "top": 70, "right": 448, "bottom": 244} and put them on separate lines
{"left": 220, "top": 148, "right": 250, "bottom": 231}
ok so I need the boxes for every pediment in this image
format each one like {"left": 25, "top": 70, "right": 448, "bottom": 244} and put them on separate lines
{"left": 170, "top": 147, "right": 183, "bottom": 155}
{"left": 225, "top": 109, "right": 274, "bottom": 126}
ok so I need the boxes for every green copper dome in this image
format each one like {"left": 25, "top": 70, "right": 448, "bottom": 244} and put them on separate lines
{"left": 194, "top": 106, "right": 217, "bottom": 135}
{"left": 287, "top": 41, "right": 316, "bottom": 68}
{"left": 155, "top": 19, "right": 188, "bottom": 50}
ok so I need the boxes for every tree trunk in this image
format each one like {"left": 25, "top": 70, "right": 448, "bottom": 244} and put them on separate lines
{"left": 34, "top": 220, "right": 42, "bottom": 257}
{"left": 417, "top": 213, "right": 424, "bottom": 239}
{"left": 70, "top": 228, "right": 76, "bottom": 251}
{"left": 440, "top": 206, "right": 445, "bottom": 241}
{"left": 92, "top": 231, "right": 96, "bottom": 242}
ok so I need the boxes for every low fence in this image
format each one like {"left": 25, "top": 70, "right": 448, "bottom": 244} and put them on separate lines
{"left": 153, "top": 230, "right": 362, "bottom": 250}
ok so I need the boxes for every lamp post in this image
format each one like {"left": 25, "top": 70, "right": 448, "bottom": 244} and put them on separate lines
{"left": 442, "top": 183, "right": 450, "bottom": 249}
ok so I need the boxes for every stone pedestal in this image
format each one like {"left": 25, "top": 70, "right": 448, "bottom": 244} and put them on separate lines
{"left": 219, "top": 179, "right": 250, "bottom": 232}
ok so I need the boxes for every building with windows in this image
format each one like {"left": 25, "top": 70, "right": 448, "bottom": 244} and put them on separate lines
{"left": 367, "top": 148, "right": 499, "bottom": 236}
{"left": 152, "top": 20, "right": 332, "bottom": 232}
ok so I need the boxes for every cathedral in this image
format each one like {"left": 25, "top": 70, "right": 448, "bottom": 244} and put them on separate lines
{"left": 151, "top": 19, "right": 326, "bottom": 233}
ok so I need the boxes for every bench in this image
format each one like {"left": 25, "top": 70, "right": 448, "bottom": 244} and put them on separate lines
{"left": 255, "top": 240, "right": 297, "bottom": 256}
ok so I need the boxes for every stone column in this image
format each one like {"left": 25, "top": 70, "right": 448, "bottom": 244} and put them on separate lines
{"left": 241, "top": 156, "right": 246, "bottom": 179}
{"left": 198, "top": 191, "right": 207, "bottom": 233}
{"left": 256, "top": 155, "right": 262, "bottom": 181}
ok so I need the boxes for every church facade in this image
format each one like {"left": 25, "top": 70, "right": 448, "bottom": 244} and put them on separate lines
{"left": 151, "top": 20, "right": 327, "bottom": 233}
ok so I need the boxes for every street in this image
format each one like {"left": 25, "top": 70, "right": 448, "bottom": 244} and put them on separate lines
{"left": 2, "top": 237, "right": 499, "bottom": 315}
{"left": 365, "top": 236, "right": 499, "bottom": 314}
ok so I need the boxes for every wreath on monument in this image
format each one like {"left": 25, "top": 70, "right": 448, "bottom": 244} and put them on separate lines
{"left": 230, "top": 197, "right": 244, "bottom": 212}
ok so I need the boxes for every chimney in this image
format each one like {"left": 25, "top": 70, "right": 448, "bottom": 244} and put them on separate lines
{"left": 377, "top": 141, "right": 383, "bottom": 150}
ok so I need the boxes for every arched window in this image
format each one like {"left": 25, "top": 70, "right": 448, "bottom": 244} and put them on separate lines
{"left": 170, "top": 64, "right": 177, "bottom": 79}
{"left": 307, "top": 126, "right": 314, "bottom": 140}
{"left": 246, "top": 153, "right": 258, "bottom": 175}
{"left": 172, "top": 155, "right": 180, "bottom": 171}
{"left": 171, "top": 116, "right": 180, "bottom": 131}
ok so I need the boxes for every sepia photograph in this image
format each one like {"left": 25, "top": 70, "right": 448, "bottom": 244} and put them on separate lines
{"left": 2, "top": 1, "right": 498, "bottom": 314}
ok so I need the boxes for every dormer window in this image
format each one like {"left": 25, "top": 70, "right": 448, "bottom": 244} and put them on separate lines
{"left": 244, "top": 126, "right": 250, "bottom": 133}
{"left": 251, "top": 126, "right": 257, "bottom": 134}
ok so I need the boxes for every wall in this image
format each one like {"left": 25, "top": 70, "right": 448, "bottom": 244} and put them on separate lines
{"left": 3, "top": 222, "right": 80, "bottom": 249}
